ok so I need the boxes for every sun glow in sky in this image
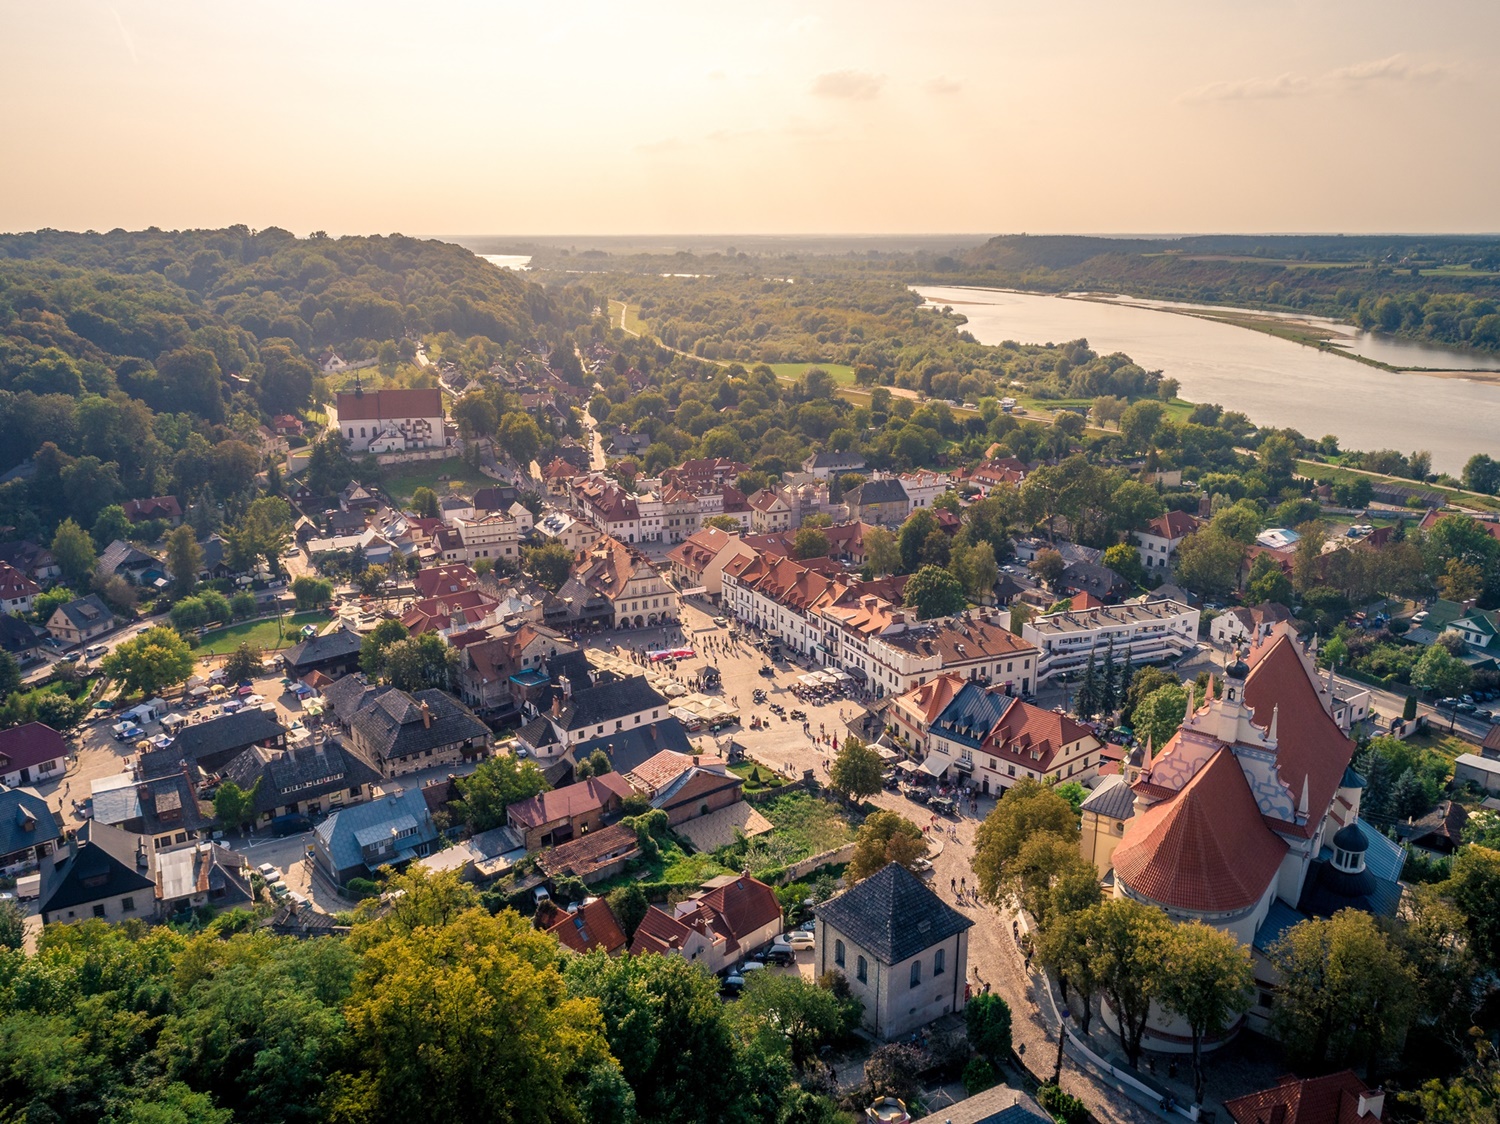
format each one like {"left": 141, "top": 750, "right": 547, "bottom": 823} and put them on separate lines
{"left": 3, "top": 0, "right": 1497, "bottom": 235}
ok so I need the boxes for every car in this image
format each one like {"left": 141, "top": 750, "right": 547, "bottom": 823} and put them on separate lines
{"left": 1413, "top": 611, "right": 1430, "bottom": 623}
{"left": 58, "top": 653, "right": 80, "bottom": 664}
{"left": 720, "top": 973, "right": 746, "bottom": 994}
{"left": 267, "top": 880, "right": 290, "bottom": 899}
{"left": 781, "top": 930, "right": 815, "bottom": 951}
{"left": 763, "top": 947, "right": 794, "bottom": 966}
{"left": 713, "top": 616, "right": 728, "bottom": 626}
{"left": 257, "top": 862, "right": 278, "bottom": 879}
{"left": 1476, "top": 709, "right": 1494, "bottom": 722}
{"left": 1456, "top": 702, "right": 1478, "bottom": 714}
{"left": 1439, "top": 697, "right": 1462, "bottom": 709}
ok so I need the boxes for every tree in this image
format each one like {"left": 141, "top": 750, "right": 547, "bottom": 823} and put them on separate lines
{"left": 1464, "top": 453, "right": 1500, "bottom": 495}
{"left": 214, "top": 778, "right": 262, "bottom": 830}
{"left": 704, "top": 515, "right": 740, "bottom": 532}
{"left": 497, "top": 412, "right": 542, "bottom": 465}
{"left": 829, "top": 737, "right": 886, "bottom": 803}
{"left": 0, "top": 651, "right": 20, "bottom": 702}
{"left": 521, "top": 542, "right": 575, "bottom": 591}
{"left": 964, "top": 992, "right": 1012, "bottom": 1061}
{"left": 863, "top": 526, "right": 900, "bottom": 576}
{"left": 451, "top": 753, "right": 550, "bottom": 832}
{"left": 91, "top": 504, "right": 131, "bottom": 551}
{"left": 360, "top": 619, "right": 410, "bottom": 679}
{"left": 383, "top": 632, "right": 459, "bottom": 692}
{"left": 971, "top": 778, "right": 1078, "bottom": 904}
{"left": 1131, "top": 683, "right": 1189, "bottom": 753}
{"left": 0, "top": 898, "right": 24, "bottom": 950}
{"left": 1102, "top": 542, "right": 1143, "bottom": 587}
{"left": 291, "top": 576, "right": 333, "bottom": 610}
{"left": 896, "top": 508, "right": 939, "bottom": 574}
{"left": 410, "top": 486, "right": 440, "bottom": 518}
{"left": 1447, "top": 845, "right": 1500, "bottom": 973}
{"left": 902, "top": 564, "right": 966, "bottom": 620}
{"left": 791, "top": 528, "right": 830, "bottom": 560}
{"left": 1270, "top": 910, "right": 1416, "bottom": 1077}
{"left": 102, "top": 626, "right": 194, "bottom": 697}
{"left": 564, "top": 949, "right": 744, "bottom": 1124}
{"left": 221, "top": 644, "right": 262, "bottom": 684}
{"left": 51, "top": 518, "right": 97, "bottom": 588}
{"left": 1156, "top": 922, "right": 1254, "bottom": 1104}
{"left": 1245, "top": 551, "right": 1294, "bottom": 606}
{"left": 1035, "top": 907, "right": 1102, "bottom": 1035}
{"left": 1008, "top": 600, "right": 1031, "bottom": 635}
{"left": 952, "top": 541, "right": 999, "bottom": 601}
{"left": 605, "top": 885, "right": 648, "bottom": 944}
{"left": 1005, "top": 834, "right": 1100, "bottom": 928}
{"left": 1172, "top": 530, "right": 1244, "bottom": 599}
{"left": 337, "top": 907, "right": 617, "bottom": 1123}
{"left": 1073, "top": 651, "right": 1099, "bottom": 721}
{"left": 1082, "top": 897, "right": 1171, "bottom": 1066}
{"left": 1028, "top": 548, "right": 1066, "bottom": 589}
{"left": 1413, "top": 643, "right": 1472, "bottom": 699}
{"left": 227, "top": 497, "right": 292, "bottom": 575}
{"left": 164, "top": 525, "right": 203, "bottom": 596}
{"left": 847, "top": 810, "right": 928, "bottom": 883}
{"left": 735, "top": 970, "right": 845, "bottom": 1069}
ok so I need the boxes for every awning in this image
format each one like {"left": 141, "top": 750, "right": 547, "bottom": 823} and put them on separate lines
{"left": 680, "top": 587, "right": 708, "bottom": 597}
{"left": 918, "top": 756, "right": 950, "bottom": 778}
{"left": 893, "top": 759, "right": 919, "bottom": 773}
{"left": 874, "top": 745, "right": 900, "bottom": 762}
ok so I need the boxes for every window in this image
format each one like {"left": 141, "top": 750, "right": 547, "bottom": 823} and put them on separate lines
{"left": 93, "top": 904, "right": 106, "bottom": 918}
{"left": 857, "top": 955, "right": 867, "bottom": 983}
{"left": 835, "top": 939, "right": 845, "bottom": 967}
{"left": 122, "top": 897, "right": 135, "bottom": 912}
{"left": 934, "top": 949, "right": 945, "bottom": 976}
{"left": 909, "top": 960, "right": 922, "bottom": 988}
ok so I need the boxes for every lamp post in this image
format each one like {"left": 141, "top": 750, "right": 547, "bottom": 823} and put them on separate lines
{"left": 1053, "top": 1005, "right": 1070, "bottom": 1084}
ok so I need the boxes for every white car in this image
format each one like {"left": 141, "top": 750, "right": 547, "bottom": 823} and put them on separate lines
{"left": 257, "top": 862, "right": 278, "bottom": 880}
{"left": 776, "top": 931, "right": 815, "bottom": 952}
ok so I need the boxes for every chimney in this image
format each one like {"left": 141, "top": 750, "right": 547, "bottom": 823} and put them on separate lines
{"left": 420, "top": 701, "right": 432, "bottom": 729}
{"left": 1356, "top": 1091, "right": 1385, "bottom": 1119}
{"left": 551, "top": 694, "right": 563, "bottom": 718}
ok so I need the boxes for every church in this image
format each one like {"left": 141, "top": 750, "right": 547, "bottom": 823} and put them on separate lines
{"left": 1080, "top": 624, "right": 1405, "bottom": 1052}
{"left": 328, "top": 382, "right": 446, "bottom": 453}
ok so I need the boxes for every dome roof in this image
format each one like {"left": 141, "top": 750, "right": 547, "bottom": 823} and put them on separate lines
{"left": 1340, "top": 764, "right": 1367, "bottom": 790}
{"left": 1225, "top": 649, "right": 1251, "bottom": 680}
{"left": 1332, "top": 822, "right": 1368, "bottom": 853}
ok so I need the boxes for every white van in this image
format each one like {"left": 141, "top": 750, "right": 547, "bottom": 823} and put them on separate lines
{"left": 84, "top": 644, "right": 108, "bottom": 660}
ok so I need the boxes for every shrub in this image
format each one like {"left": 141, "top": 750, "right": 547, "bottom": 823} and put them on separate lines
{"left": 1038, "top": 1083, "right": 1088, "bottom": 1124}
{"left": 965, "top": 992, "right": 1013, "bottom": 1060}
{"left": 346, "top": 878, "right": 379, "bottom": 900}
{"left": 962, "top": 1056, "right": 998, "bottom": 1096}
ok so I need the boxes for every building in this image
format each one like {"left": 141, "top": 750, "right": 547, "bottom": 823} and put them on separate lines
{"left": 1059, "top": 561, "right": 1130, "bottom": 603}
{"left": 46, "top": 593, "right": 116, "bottom": 647}
{"left": 218, "top": 740, "right": 382, "bottom": 825}
{"left": 313, "top": 788, "right": 441, "bottom": 885}
{"left": 543, "top": 896, "right": 629, "bottom": 955}
{"left": 280, "top": 628, "right": 366, "bottom": 679}
{"left": 535, "top": 510, "right": 602, "bottom": 554}
{"left": 813, "top": 862, "right": 973, "bottom": 1041}
{"left": 665, "top": 526, "right": 756, "bottom": 599}
{"left": 141, "top": 708, "right": 287, "bottom": 778}
{"left": 90, "top": 771, "right": 214, "bottom": 854}
{"left": 556, "top": 536, "right": 679, "bottom": 629}
{"left": 0, "top": 540, "right": 61, "bottom": 586}
{"left": 1224, "top": 1072, "right": 1385, "bottom": 1124}
{"left": 39, "top": 820, "right": 156, "bottom": 925}
{"left": 534, "top": 823, "right": 641, "bottom": 886}
{"left": 322, "top": 680, "right": 491, "bottom": 777}
{"left": 98, "top": 539, "right": 163, "bottom": 585}
{"left": 154, "top": 841, "right": 253, "bottom": 919}
{"left": 123, "top": 496, "right": 183, "bottom": 525}
{"left": 930, "top": 689, "right": 1103, "bottom": 794}
{"left": 1211, "top": 602, "right": 1294, "bottom": 647}
{"left": 747, "top": 489, "right": 795, "bottom": 534}
{"left": 846, "top": 476, "right": 911, "bottom": 526}
{"left": 0, "top": 722, "right": 69, "bottom": 787}
{"left": 0, "top": 561, "right": 40, "bottom": 615}
{"left": 802, "top": 451, "right": 866, "bottom": 479}
{"left": 329, "top": 386, "right": 445, "bottom": 453}
{"left": 624, "top": 749, "right": 742, "bottom": 826}
{"left": 1134, "top": 510, "right": 1202, "bottom": 572}
{"left": 1022, "top": 599, "right": 1201, "bottom": 683}
{"left": 572, "top": 475, "right": 645, "bottom": 543}
{"left": 506, "top": 773, "right": 634, "bottom": 851}
{"left": 457, "top": 623, "right": 578, "bottom": 715}
{"left": 0, "top": 615, "right": 46, "bottom": 664}
{"left": 888, "top": 674, "right": 967, "bottom": 757}
{"left": 898, "top": 470, "right": 950, "bottom": 510}
{"left": 1078, "top": 774, "right": 1136, "bottom": 877}
{"left": 629, "top": 872, "right": 782, "bottom": 973}
{"left": 1455, "top": 751, "right": 1500, "bottom": 793}
{"left": 1099, "top": 627, "right": 1406, "bottom": 1050}
{"left": 0, "top": 785, "right": 63, "bottom": 872}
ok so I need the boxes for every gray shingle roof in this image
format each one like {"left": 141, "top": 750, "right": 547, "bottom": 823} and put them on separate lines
{"left": 52, "top": 594, "right": 115, "bottom": 633}
{"left": 556, "top": 676, "right": 668, "bottom": 732}
{"left": 139, "top": 708, "right": 285, "bottom": 777}
{"left": 0, "top": 787, "right": 62, "bottom": 859}
{"left": 39, "top": 820, "right": 155, "bottom": 914}
{"left": 315, "top": 788, "right": 437, "bottom": 875}
{"left": 814, "top": 861, "right": 972, "bottom": 966}
{"left": 851, "top": 477, "right": 909, "bottom": 506}
{"left": 1078, "top": 774, "right": 1135, "bottom": 820}
{"left": 220, "top": 741, "right": 381, "bottom": 816}
{"left": 347, "top": 688, "right": 490, "bottom": 763}
{"left": 281, "top": 628, "right": 364, "bottom": 670}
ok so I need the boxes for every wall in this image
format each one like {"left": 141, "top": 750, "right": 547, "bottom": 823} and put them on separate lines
{"left": 778, "top": 842, "right": 857, "bottom": 884}
{"left": 816, "top": 917, "right": 968, "bottom": 1040}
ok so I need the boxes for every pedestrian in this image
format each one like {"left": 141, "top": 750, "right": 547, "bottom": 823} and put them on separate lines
{"left": 951, "top": 877, "right": 957, "bottom": 893}
{"left": 960, "top": 876, "right": 966, "bottom": 892}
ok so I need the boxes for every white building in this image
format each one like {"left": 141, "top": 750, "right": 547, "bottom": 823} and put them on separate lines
{"left": 1022, "top": 599, "right": 1201, "bottom": 682}
{"left": 328, "top": 387, "right": 445, "bottom": 453}
{"left": 1134, "top": 510, "right": 1202, "bottom": 573}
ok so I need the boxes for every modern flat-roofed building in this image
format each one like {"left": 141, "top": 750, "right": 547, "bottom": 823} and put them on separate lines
{"left": 1022, "top": 599, "right": 1200, "bottom": 682}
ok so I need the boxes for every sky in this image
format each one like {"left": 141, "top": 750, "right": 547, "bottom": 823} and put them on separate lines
{"left": 2, "top": 0, "right": 1497, "bottom": 237}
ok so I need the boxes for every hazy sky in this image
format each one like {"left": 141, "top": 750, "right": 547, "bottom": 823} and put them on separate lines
{"left": 3, "top": 0, "right": 1497, "bottom": 236}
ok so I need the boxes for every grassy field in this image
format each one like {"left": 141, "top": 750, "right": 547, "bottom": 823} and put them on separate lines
{"left": 381, "top": 459, "right": 497, "bottom": 505}
{"left": 769, "top": 362, "right": 857, "bottom": 385}
{"left": 198, "top": 611, "right": 331, "bottom": 656}
{"left": 325, "top": 363, "right": 435, "bottom": 394}
{"left": 1296, "top": 459, "right": 1500, "bottom": 513}
{"left": 758, "top": 792, "right": 856, "bottom": 854}
{"left": 730, "top": 761, "right": 790, "bottom": 792}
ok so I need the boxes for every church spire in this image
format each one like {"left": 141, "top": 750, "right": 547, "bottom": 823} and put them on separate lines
{"left": 1269, "top": 703, "right": 1279, "bottom": 743}
{"left": 1297, "top": 775, "right": 1309, "bottom": 819}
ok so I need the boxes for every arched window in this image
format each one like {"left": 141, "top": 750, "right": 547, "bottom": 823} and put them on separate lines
{"left": 856, "top": 956, "right": 867, "bottom": 983}
{"left": 909, "top": 959, "right": 922, "bottom": 988}
{"left": 934, "top": 949, "right": 945, "bottom": 976}
{"left": 834, "top": 939, "right": 845, "bottom": 967}
{"left": 347, "top": 428, "right": 354, "bottom": 438}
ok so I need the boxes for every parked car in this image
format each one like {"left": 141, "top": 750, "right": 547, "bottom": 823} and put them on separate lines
{"left": 256, "top": 862, "right": 278, "bottom": 880}
{"left": 763, "top": 946, "right": 794, "bottom": 966}
{"left": 781, "top": 930, "right": 814, "bottom": 951}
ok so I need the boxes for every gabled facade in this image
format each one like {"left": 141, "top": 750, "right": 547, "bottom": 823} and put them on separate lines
{"left": 330, "top": 386, "right": 445, "bottom": 453}
{"left": 1135, "top": 510, "right": 1201, "bottom": 572}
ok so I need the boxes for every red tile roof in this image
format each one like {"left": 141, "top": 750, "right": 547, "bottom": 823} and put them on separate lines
{"left": 122, "top": 496, "right": 182, "bottom": 521}
{"left": 1224, "top": 1070, "right": 1384, "bottom": 1124}
{"left": 698, "top": 873, "right": 781, "bottom": 945}
{"left": 981, "top": 699, "right": 1097, "bottom": 772}
{"left": 507, "top": 773, "right": 635, "bottom": 829}
{"left": 335, "top": 387, "right": 442, "bottom": 423}
{"left": 413, "top": 564, "right": 478, "bottom": 599}
{"left": 0, "top": 722, "right": 69, "bottom": 773}
{"left": 1114, "top": 747, "right": 1288, "bottom": 912}
{"left": 546, "top": 896, "right": 628, "bottom": 955}
{"left": 0, "top": 562, "right": 39, "bottom": 600}
{"left": 1143, "top": 510, "right": 1201, "bottom": 540}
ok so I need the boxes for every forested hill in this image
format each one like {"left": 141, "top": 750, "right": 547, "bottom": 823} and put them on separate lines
{"left": 0, "top": 227, "right": 591, "bottom": 540}
{"left": 934, "top": 233, "right": 1500, "bottom": 352}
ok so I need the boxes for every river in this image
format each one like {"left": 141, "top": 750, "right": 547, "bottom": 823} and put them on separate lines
{"left": 480, "top": 254, "right": 532, "bottom": 271}
{"left": 915, "top": 285, "right": 1500, "bottom": 475}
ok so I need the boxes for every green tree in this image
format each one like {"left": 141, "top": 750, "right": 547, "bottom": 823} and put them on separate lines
{"left": 902, "top": 564, "right": 966, "bottom": 620}
{"left": 704, "top": 515, "right": 740, "bottom": 532}
{"left": 1035, "top": 906, "right": 1103, "bottom": 1035}
{"left": 896, "top": 508, "right": 939, "bottom": 574}
{"left": 451, "top": 754, "right": 550, "bottom": 832}
{"left": 337, "top": 907, "right": 617, "bottom": 1123}
{"left": 1131, "top": 683, "right": 1189, "bottom": 753}
{"left": 964, "top": 992, "right": 1013, "bottom": 1061}
{"left": 359, "top": 619, "right": 410, "bottom": 679}
{"left": 1245, "top": 551, "right": 1294, "bottom": 606}
{"left": 1004, "top": 834, "right": 1100, "bottom": 928}
{"left": 497, "top": 412, "right": 543, "bottom": 465}
{"left": 1156, "top": 922, "right": 1255, "bottom": 1104}
{"left": 101, "top": 626, "right": 194, "bottom": 697}
{"left": 735, "top": 970, "right": 845, "bottom": 1069}
{"left": 221, "top": 643, "right": 262, "bottom": 684}
{"left": 1082, "top": 897, "right": 1172, "bottom": 1067}
{"left": 829, "top": 737, "right": 885, "bottom": 803}
{"left": 1172, "top": 530, "right": 1244, "bottom": 599}
{"left": 863, "top": 526, "right": 900, "bottom": 576}
{"left": 0, "top": 651, "right": 20, "bottom": 702}
{"left": 952, "top": 541, "right": 999, "bottom": 601}
{"left": 1102, "top": 542, "right": 1144, "bottom": 587}
{"left": 164, "top": 525, "right": 203, "bottom": 596}
{"left": 410, "top": 486, "right": 440, "bottom": 519}
{"left": 213, "top": 778, "right": 262, "bottom": 831}
{"left": 1074, "top": 651, "right": 1099, "bottom": 721}
{"left": 383, "top": 632, "right": 459, "bottom": 692}
{"left": 91, "top": 504, "right": 131, "bottom": 551}
{"left": 1270, "top": 910, "right": 1417, "bottom": 1078}
{"left": 1463, "top": 453, "right": 1500, "bottom": 495}
{"left": 846, "top": 810, "right": 928, "bottom": 883}
{"left": 291, "top": 576, "right": 334, "bottom": 610}
{"left": 791, "top": 528, "right": 830, "bottom": 560}
{"left": 605, "top": 885, "right": 648, "bottom": 944}
{"left": 0, "top": 898, "right": 25, "bottom": 950}
{"left": 971, "top": 778, "right": 1078, "bottom": 903}
{"left": 564, "top": 949, "right": 744, "bottom": 1124}
{"left": 51, "top": 518, "right": 98, "bottom": 588}
{"left": 1028, "top": 548, "right": 1066, "bottom": 589}
{"left": 1447, "top": 845, "right": 1500, "bottom": 973}
{"left": 1413, "top": 642, "right": 1473, "bottom": 699}
{"left": 522, "top": 542, "right": 575, "bottom": 591}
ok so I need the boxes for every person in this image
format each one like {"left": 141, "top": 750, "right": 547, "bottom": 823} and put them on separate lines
{"left": 951, "top": 877, "right": 957, "bottom": 893}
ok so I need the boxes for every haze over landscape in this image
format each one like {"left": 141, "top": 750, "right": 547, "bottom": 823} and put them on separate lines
{"left": 5, "top": 0, "right": 1499, "bottom": 234}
